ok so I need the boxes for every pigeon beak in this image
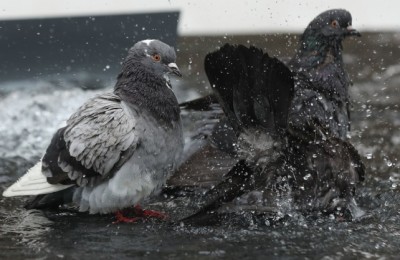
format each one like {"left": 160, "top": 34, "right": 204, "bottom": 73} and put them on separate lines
{"left": 168, "top": 63, "right": 182, "bottom": 77}
{"left": 346, "top": 25, "right": 361, "bottom": 37}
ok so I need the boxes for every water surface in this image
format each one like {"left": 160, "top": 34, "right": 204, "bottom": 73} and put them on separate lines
{"left": 1, "top": 33, "right": 400, "bottom": 259}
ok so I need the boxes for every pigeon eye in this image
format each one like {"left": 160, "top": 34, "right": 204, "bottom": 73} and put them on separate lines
{"left": 331, "top": 20, "right": 339, "bottom": 28}
{"left": 152, "top": 54, "right": 161, "bottom": 62}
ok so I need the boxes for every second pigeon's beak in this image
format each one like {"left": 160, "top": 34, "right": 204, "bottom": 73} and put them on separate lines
{"left": 346, "top": 25, "right": 361, "bottom": 37}
{"left": 168, "top": 63, "right": 182, "bottom": 77}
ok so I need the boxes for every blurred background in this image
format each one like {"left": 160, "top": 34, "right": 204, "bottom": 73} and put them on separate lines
{"left": 2, "top": 0, "right": 400, "bottom": 33}
{"left": 1, "top": 1, "right": 400, "bottom": 259}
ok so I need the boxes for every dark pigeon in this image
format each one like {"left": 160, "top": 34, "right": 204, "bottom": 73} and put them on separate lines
{"left": 3, "top": 39, "right": 184, "bottom": 221}
{"left": 287, "top": 9, "right": 361, "bottom": 141}
{"left": 182, "top": 9, "right": 364, "bottom": 225}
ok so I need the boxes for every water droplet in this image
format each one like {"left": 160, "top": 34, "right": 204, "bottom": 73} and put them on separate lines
{"left": 366, "top": 109, "right": 372, "bottom": 118}
{"left": 103, "top": 65, "right": 110, "bottom": 71}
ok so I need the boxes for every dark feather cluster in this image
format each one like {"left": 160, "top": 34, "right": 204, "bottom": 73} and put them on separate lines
{"left": 183, "top": 9, "right": 364, "bottom": 224}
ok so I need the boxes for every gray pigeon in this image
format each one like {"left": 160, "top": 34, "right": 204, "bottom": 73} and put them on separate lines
{"left": 3, "top": 39, "right": 183, "bottom": 221}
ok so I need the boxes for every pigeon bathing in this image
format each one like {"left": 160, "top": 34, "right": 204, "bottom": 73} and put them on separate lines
{"left": 3, "top": 39, "right": 184, "bottom": 223}
{"left": 183, "top": 9, "right": 365, "bottom": 224}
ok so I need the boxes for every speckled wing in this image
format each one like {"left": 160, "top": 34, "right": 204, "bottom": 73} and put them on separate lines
{"left": 287, "top": 87, "right": 330, "bottom": 141}
{"left": 42, "top": 92, "right": 139, "bottom": 187}
{"left": 287, "top": 75, "right": 346, "bottom": 142}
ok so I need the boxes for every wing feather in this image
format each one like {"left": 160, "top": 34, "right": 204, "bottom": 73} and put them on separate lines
{"left": 44, "top": 92, "right": 139, "bottom": 186}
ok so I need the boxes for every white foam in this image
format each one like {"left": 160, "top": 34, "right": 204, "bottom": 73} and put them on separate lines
{"left": 0, "top": 82, "right": 105, "bottom": 161}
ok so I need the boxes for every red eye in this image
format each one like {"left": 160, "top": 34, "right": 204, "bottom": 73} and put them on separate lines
{"left": 152, "top": 54, "right": 161, "bottom": 62}
{"left": 331, "top": 20, "right": 339, "bottom": 28}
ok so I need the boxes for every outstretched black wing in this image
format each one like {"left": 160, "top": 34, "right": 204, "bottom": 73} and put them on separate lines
{"left": 204, "top": 44, "right": 294, "bottom": 138}
{"left": 181, "top": 44, "right": 295, "bottom": 224}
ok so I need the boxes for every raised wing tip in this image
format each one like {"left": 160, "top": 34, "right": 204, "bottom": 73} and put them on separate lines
{"left": 2, "top": 188, "right": 14, "bottom": 197}
{"left": 2, "top": 161, "right": 73, "bottom": 197}
{"left": 2, "top": 182, "right": 74, "bottom": 197}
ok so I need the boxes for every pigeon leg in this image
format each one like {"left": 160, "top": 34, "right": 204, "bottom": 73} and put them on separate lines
{"left": 113, "top": 210, "right": 141, "bottom": 224}
{"left": 134, "top": 205, "right": 168, "bottom": 220}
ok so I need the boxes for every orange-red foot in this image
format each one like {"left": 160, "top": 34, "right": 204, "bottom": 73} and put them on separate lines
{"left": 112, "top": 206, "right": 168, "bottom": 224}
{"left": 134, "top": 205, "right": 169, "bottom": 220}
{"left": 113, "top": 210, "right": 141, "bottom": 224}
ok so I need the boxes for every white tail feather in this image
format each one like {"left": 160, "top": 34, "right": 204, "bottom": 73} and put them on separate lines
{"left": 2, "top": 161, "right": 73, "bottom": 197}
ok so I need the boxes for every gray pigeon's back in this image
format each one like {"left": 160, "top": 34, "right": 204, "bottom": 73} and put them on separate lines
{"left": 72, "top": 97, "right": 183, "bottom": 214}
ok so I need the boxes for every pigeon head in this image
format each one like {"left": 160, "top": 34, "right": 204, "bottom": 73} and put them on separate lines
{"left": 124, "top": 39, "right": 182, "bottom": 78}
{"left": 300, "top": 9, "right": 360, "bottom": 53}
{"left": 307, "top": 9, "right": 360, "bottom": 38}
{"left": 115, "top": 39, "right": 182, "bottom": 125}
